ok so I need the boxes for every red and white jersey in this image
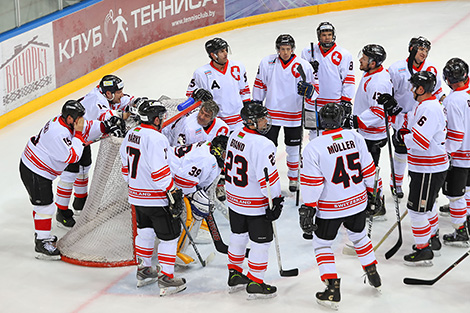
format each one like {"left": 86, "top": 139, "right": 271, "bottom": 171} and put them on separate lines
{"left": 186, "top": 60, "right": 251, "bottom": 130}
{"left": 353, "top": 66, "right": 393, "bottom": 141}
{"left": 203, "top": 115, "right": 230, "bottom": 141}
{"left": 300, "top": 128, "right": 377, "bottom": 219}
{"left": 402, "top": 96, "right": 448, "bottom": 173}
{"left": 168, "top": 141, "right": 221, "bottom": 194}
{"left": 301, "top": 43, "right": 355, "bottom": 107}
{"left": 444, "top": 80, "right": 470, "bottom": 168}
{"left": 225, "top": 127, "right": 281, "bottom": 216}
{"left": 80, "top": 86, "right": 130, "bottom": 121}
{"left": 388, "top": 58, "right": 444, "bottom": 114}
{"left": 120, "top": 124, "right": 174, "bottom": 207}
{"left": 253, "top": 54, "right": 318, "bottom": 127}
{"left": 21, "top": 115, "right": 102, "bottom": 180}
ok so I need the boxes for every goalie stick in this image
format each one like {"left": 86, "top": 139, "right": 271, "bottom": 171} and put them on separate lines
{"left": 178, "top": 217, "right": 215, "bottom": 267}
{"left": 403, "top": 249, "right": 470, "bottom": 286}
{"left": 264, "top": 167, "right": 299, "bottom": 277}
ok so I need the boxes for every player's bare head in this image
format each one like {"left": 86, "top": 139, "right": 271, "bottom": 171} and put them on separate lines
{"left": 205, "top": 38, "right": 230, "bottom": 65}
{"left": 409, "top": 71, "right": 436, "bottom": 100}
{"left": 319, "top": 102, "right": 344, "bottom": 130}
{"left": 200, "top": 99, "right": 220, "bottom": 120}
{"left": 240, "top": 100, "right": 272, "bottom": 135}
{"left": 317, "top": 22, "right": 336, "bottom": 49}
{"left": 443, "top": 57, "right": 469, "bottom": 87}
{"left": 61, "top": 100, "right": 85, "bottom": 126}
{"left": 359, "top": 44, "right": 386, "bottom": 72}
{"left": 210, "top": 135, "right": 229, "bottom": 168}
{"left": 138, "top": 99, "right": 167, "bottom": 130}
{"left": 99, "top": 74, "right": 124, "bottom": 103}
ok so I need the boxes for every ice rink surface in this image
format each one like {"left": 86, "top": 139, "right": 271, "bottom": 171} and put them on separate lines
{"left": 2, "top": 1, "right": 470, "bottom": 312}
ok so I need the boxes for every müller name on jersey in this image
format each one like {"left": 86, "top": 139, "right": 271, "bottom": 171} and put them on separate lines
{"left": 230, "top": 138, "right": 245, "bottom": 151}
{"left": 327, "top": 140, "right": 356, "bottom": 154}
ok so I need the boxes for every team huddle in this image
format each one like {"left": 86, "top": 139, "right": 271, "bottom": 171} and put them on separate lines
{"left": 19, "top": 20, "right": 470, "bottom": 309}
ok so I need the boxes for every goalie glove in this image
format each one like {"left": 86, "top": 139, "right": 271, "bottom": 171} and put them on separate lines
{"left": 167, "top": 188, "right": 184, "bottom": 218}
{"left": 266, "top": 196, "right": 284, "bottom": 221}
{"left": 188, "top": 190, "right": 212, "bottom": 220}
{"left": 377, "top": 93, "right": 402, "bottom": 116}
{"left": 192, "top": 88, "right": 213, "bottom": 102}
{"left": 298, "top": 204, "right": 317, "bottom": 233}
{"left": 297, "top": 81, "right": 314, "bottom": 98}
{"left": 102, "top": 116, "right": 125, "bottom": 137}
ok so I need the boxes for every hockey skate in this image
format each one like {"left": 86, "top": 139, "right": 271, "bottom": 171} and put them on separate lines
{"left": 404, "top": 246, "right": 433, "bottom": 266}
{"left": 316, "top": 278, "right": 340, "bottom": 310}
{"left": 443, "top": 223, "right": 470, "bottom": 248}
{"left": 227, "top": 269, "right": 251, "bottom": 294}
{"left": 56, "top": 208, "right": 76, "bottom": 229}
{"left": 289, "top": 180, "right": 298, "bottom": 192}
{"left": 363, "top": 264, "right": 381, "bottom": 291}
{"left": 246, "top": 281, "right": 277, "bottom": 300}
{"left": 136, "top": 259, "right": 162, "bottom": 288}
{"left": 35, "top": 234, "right": 60, "bottom": 260}
{"left": 439, "top": 203, "right": 450, "bottom": 217}
{"left": 72, "top": 196, "right": 87, "bottom": 216}
{"left": 158, "top": 274, "right": 186, "bottom": 296}
{"left": 413, "top": 231, "right": 441, "bottom": 256}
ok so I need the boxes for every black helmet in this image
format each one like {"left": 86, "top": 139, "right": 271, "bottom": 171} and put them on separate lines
{"left": 138, "top": 99, "right": 167, "bottom": 127}
{"left": 61, "top": 100, "right": 85, "bottom": 121}
{"left": 240, "top": 100, "right": 272, "bottom": 135}
{"left": 275, "top": 34, "right": 295, "bottom": 51}
{"left": 409, "top": 36, "right": 431, "bottom": 52}
{"left": 316, "top": 22, "right": 336, "bottom": 49}
{"left": 205, "top": 38, "right": 229, "bottom": 57}
{"left": 409, "top": 71, "right": 436, "bottom": 94}
{"left": 210, "top": 135, "right": 229, "bottom": 168}
{"left": 319, "top": 102, "right": 344, "bottom": 129}
{"left": 362, "top": 44, "right": 387, "bottom": 67}
{"left": 443, "top": 58, "right": 469, "bottom": 85}
{"left": 99, "top": 75, "right": 124, "bottom": 94}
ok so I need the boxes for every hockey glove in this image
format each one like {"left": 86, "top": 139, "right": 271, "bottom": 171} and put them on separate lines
{"left": 167, "top": 188, "right": 184, "bottom": 219}
{"left": 297, "top": 81, "right": 314, "bottom": 98}
{"left": 102, "top": 116, "right": 126, "bottom": 137}
{"left": 188, "top": 190, "right": 212, "bottom": 220}
{"left": 377, "top": 93, "right": 402, "bottom": 116}
{"left": 343, "top": 115, "right": 359, "bottom": 129}
{"left": 266, "top": 196, "right": 284, "bottom": 221}
{"left": 298, "top": 205, "right": 317, "bottom": 233}
{"left": 310, "top": 60, "right": 319, "bottom": 73}
{"left": 339, "top": 100, "right": 353, "bottom": 118}
{"left": 192, "top": 88, "right": 213, "bottom": 102}
{"left": 393, "top": 128, "right": 410, "bottom": 146}
{"left": 365, "top": 192, "right": 382, "bottom": 217}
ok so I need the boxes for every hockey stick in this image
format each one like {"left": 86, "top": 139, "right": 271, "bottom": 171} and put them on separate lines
{"left": 373, "top": 209, "right": 408, "bottom": 252}
{"left": 296, "top": 64, "right": 307, "bottom": 206}
{"left": 383, "top": 109, "right": 403, "bottom": 259}
{"left": 179, "top": 218, "right": 215, "bottom": 267}
{"left": 403, "top": 249, "right": 470, "bottom": 286}
{"left": 264, "top": 167, "right": 299, "bottom": 277}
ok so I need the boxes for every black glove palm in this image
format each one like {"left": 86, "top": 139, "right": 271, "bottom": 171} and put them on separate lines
{"left": 266, "top": 196, "right": 284, "bottom": 221}
{"left": 102, "top": 116, "right": 125, "bottom": 137}
{"left": 298, "top": 205, "right": 317, "bottom": 233}
{"left": 167, "top": 188, "right": 184, "bottom": 218}
{"left": 377, "top": 93, "right": 402, "bottom": 116}
{"left": 192, "top": 88, "right": 213, "bottom": 102}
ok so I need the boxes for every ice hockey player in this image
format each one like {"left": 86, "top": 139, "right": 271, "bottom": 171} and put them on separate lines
{"left": 388, "top": 36, "right": 446, "bottom": 199}
{"left": 55, "top": 74, "right": 129, "bottom": 228}
{"left": 441, "top": 58, "right": 470, "bottom": 247}
{"left": 120, "top": 99, "right": 186, "bottom": 295}
{"left": 301, "top": 21, "right": 355, "bottom": 140}
{"left": 393, "top": 71, "right": 447, "bottom": 265}
{"left": 186, "top": 38, "right": 251, "bottom": 131}
{"left": 253, "top": 34, "right": 317, "bottom": 192}
{"left": 299, "top": 102, "right": 381, "bottom": 310}
{"left": 225, "top": 101, "right": 284, "bottom": 299}
{"left": 20, "top": 100, "right": 122, "bottom": 260}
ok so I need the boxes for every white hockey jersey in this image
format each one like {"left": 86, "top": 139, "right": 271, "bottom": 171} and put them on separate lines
{"left": 388, "top": 58, "right": 445, "bottom": 114}
{"left": 353, "top": 66, "right": 393, "bottom": 141}
{"left": 186, "top": 60, "right": 251, "bottom": 130}
{"left": 300, "top": 128, "right": 377, "bottom": 219}
{"left": 21, "top": 115, "right": 102, "bottom": 180}
{"left": 444, "top": 80, "right": 470, "bottom": 168}
{"left": 402, "top": 96, "right": 448, "bottom": 173}
{"left": 253, "top": 54, "right": 318, "bottom": 127}
{"left": 225, "top": 127, "right": 281, "bottom": 216}
{"left": 80, "top": 86, "right": 131, "bottom": 121}
{"left": 168, "top": 141, "right": 221, "bottom": 194}
{"left": 301, "top": 43, "right": 355, "bottom": 107}
{"left": 120, "top": 124, "right": 174, "bottom": 207}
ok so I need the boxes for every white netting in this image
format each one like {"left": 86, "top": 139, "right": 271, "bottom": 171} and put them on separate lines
{"left": 57, "top": 98, "right": 196, "bottom": 267}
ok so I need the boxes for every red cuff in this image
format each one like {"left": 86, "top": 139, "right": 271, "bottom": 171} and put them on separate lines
{"left": 74, "top": 131, "right": 85, "bottom": 143}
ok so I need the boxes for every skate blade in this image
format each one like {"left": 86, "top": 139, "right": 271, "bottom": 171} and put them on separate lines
{"left": 56, "top": 223, "right": 73, "bottom": 230}
{"left": 228, "top": 285, "right": 247, "bottom": 294}
{"left": 443, "top": 241, "right": 470, "bottom": 248}
{"left": 372, "top": 215, "right": 387, "bottom": 222}
{"left": 439, "top": 212, "right": 450, "bottom": 217}
{"left": 159, "top": 285, "right": 186, "bottom": 296}
{"left": 433, "top": 250, "right": 441, "bottom": 257}
{"left": 404, "top": 260, "right": 433, "bottom": 267}
{"left": 35, "top": 253, "right": 61, "bottom": 261}
{"left": 73, "top": 209, "right": 83, "bottom": 216}
{"left": 316, "top": 299, "right": 339, "bottom": 310}
{"left": 247, "top": 292, "right": 277, "bottom": 300}
{"left": 137, "top": 277, "right": 158, "bottom": 288}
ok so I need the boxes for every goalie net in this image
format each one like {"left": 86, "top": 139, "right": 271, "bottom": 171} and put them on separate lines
{"left": 57, "top": 97, "right": 200, "bottom": 267}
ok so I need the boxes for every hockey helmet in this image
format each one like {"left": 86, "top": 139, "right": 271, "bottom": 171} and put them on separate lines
{"left": 61, "top": 100, "right": 85, "bottom": 121}
{"left": 138, "top": 99, "right": 167, "bottom": 128}
{"left": 240, "top": 100, "right": 272, "bottom": 135}
{"left": 361, "top": 44, "right": 387, "bottom": 67}
{"left": 99, "top": 75, "right": 124, "bottom": 94}
{"left": 409, "top": 36, "right": 431, "bottom": 52}
{"left": 443, "top": 57, "right": 469, "bottom": 85}
{"left": 316, "top": 22, "right": 336, "bottom": 49}
{"left": 275, "top": 34, "right": 295, "bottom": 51}
{"left": 409, "top": 71, "right": 436, "bottom": 94}
{"left": 319, "top": 102, "right": 344, "bottom": 130}
{"left": 210, "top": 135, "right": 229, "bottom": 168}
{"left": 205, "top": 38, "right": 229, "bottom": 57}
